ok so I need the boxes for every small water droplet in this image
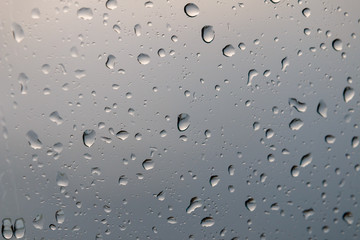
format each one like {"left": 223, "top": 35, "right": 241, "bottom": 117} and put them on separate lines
{"left": 303, "top": 208, "right": 314, "bottom": 220}
{"left": 222, "top": 44, "right": 235, "bottom": 57}
{"left": 83, "top": 129, "right": 96, "bottom": 147}
{"left": 177, "top": 113, "right": 190, "bottom": 131}
{"left": 184, "top": 3, "right": 199, "bottom": 17}
{"left": 343, "top": 86, "right": 355, "bottom": 103}
{"left": 56, "top": 172, "right": 69, "bottom": 187}
{"left": 134, "top": 24, "right": 142, "bottom": 36}
{"left": 302, "top": 8, "right": 311, "bottom": 18}
{"left": 167, "top": 217, "right": 177, "bottom": 224}
{"left": 332, "top": 39, "right": 343, "bottom": 51}
{"left": 325, "top": 135, "right": 336, "bottom": 144}
{"left": 291, "top": 165, "right": 300, "bottom": 177}
{"left": 209, "top": 175, "right": 220, "bottom": 187}
{"left": 116, "top": 130, "right": 129, "bottom": 140}
{"left": 201, "top": 217, "right": 215, "bottom": 227}
{"left": 201, "top": 25, "right": 215, "bottom": 43}
{"left": 247, "top": 69, "right": 258, "bottom": 86}
{"left": 26, "top": 130, "right": 42, "bottom": 149}
{"left": 105, "top": 55, "right": 116, "bottom": 69}
{"left": 281, "top": 57, "right": 289, "bottom": 71}
{"left": 137, "top": 53, "right": 150, "bottom": 65}
{"left": 245, "top": 198, "right": 256, "bottom": 211}
{"left": 118, "top": 175, "right": 128, "bottom": 186}
{"left": 317, "top": 100, "right": 328, "bottom": 118}
{"left": 351, "top": 136, "right": 359, "bottom": 148}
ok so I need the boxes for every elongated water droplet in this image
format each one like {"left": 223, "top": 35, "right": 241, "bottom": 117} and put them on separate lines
{"left": 33, "top": 214, "right": 44, "bottom": 230}
{"left": 83, "top": 129, "right": 96, "bottom": 147}
{"left": 14, "top": 218, "right": 25, "bottom": 239}
{"left": 303, "top": 208, "right": 314, "bottom": 220}
{"left": 352, "top": 136, "right": 359, "bottom": 148}
{"left": 106, "top": 0, "right": 117, "bottom": 10}
{"left": 289, "top": 118, "right": 304, "bottom": 130}
{"left": 332, "top": 39, "right": 343, "bottom": 51}
{"left": 2, "top": 218, "right": 13, "bottom": 239}
{"left": 56, "top": 172, "right": 69, "bottom": 187}
{"left": 245, "top": 198, "right": 256, "bottom": 211}
{"left": 134, "top": 24, "right": 142, "bottom": 36}
{"left": 281, "top": 57, "right": 289, "bottom": 71}
{"left": 228, "top": 165, "right": 235, "bottom": 176}
{"left": 270, "top": 0, "right": 280, "bottom": 3}
{"left": 55, "top": 210, "right": 65, "bottom": 224}
{"left": 106, "top": 55, "right": 116, "bottom": 69}
{"left": 343, "top": 86, "right": 355, "bottom": 103}
{"left": 201, "top": 25, "right": 215, "bottom": 43}
{"left": 302, "top": 8, "right": 311, "bottom": 17}
{"left": 247, "top": 69, "right": 258, "bottom": 86}
{"left": 116, "top": 130, "right": 129, "bottom": 140}
{"left": 26, "top": 130, "right": 42, "bottom": 149}
{"left": 49, "top": 111, "right": 63, "bottom": 125}
{"left": 300, "top": 153, "right": 312, "bottom": 167}
{"left": 167, "top": 217, "right": 177, "bottom": 224}
{"left": 288, "top": 98, "right": 307, "bottom": 112}
{"left": 137, "top": 53, "right": 150, "bottom": 65}
{"left": 209, "top": 175, "right": 220, "bottom": 187}
{"left": 184, "top": 3, "right": 199, "bottom": 17}
{"left": 186, "top": 197, "right": 202, "bottom": 214}
{"left": 317, "top": 100, "right": 328, "bottom": 118}
{"left": 201, "top": 217, "right": 215, "bottom": 227}
{"left": 343, "top": 212, "right": 354, "bottom": 225}
{"left": 177, "top": 113, "right": 190, "bottom": 131}
{"left": 222, "top": 44, "right": 235, "bottom": 57}
{"left": 12, "top": 23, "right": 24, "bottom": 43}
{"left": 18, "top": 73, "right": 29, "bottom": 94}
{"left": 77, "top": 8, "right": 93, "bottom": 20}
{"left": 291, "top": 165, "right": 300, "bottom": 177}
{"left": 142, "top": 159, "right": 154, "bottom": 170}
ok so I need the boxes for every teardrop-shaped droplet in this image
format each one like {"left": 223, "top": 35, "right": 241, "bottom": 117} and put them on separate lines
{"left": 245, "top": 198, "right": 256, "bottom": 212}
{"left": 291, "top": 165, "right": 300, "bottom": 177}
{"left": 55, "top": 209, "right": 65, "bottom": 224}
{"left": 142, "top": 159, "right": 154, "bottom": 170}
{"left": 137, "top": 53, "right": 150, "bottom": 65}
{"left": 317, "top": 100, "right": 328, "bottom": 118}
{"left": 289, "top": 118, "right": 304, "bottom": 130}
{"left": 300, "top": 153, "right": 312, "bottom": 167}
{"left": 201, "top": 217, "right": 215, "bottom": 227}
{"left": 302, "top": 8, "right": 311, "bottom": 17}
{"left": 343, "top": 212, "right": 354, "bottom": 225}
{"left": 184, "top": 3, "right": 199, "bottom": 17}
{"left": 351, "top": 136, "right": 359, "bottom": 148}
{"left": 343, "top": 86, "right": 355, "bottom": 103}
{"left": 281, "top": 57, "right": 289, "bottom": 71}
{"left": 177, "top": 113, "right": 190, "bottom": 131}
{"left": 222, "top": 44, "right": 235, "bottom": 57}
{"left": 12, "top": 23, "right": 25, "bottom": 43}
{"left": 83, "top": 129, "right": 96, "bottom": 147}
{"left": 201, "top": 25, "right": 215, "bottom": 43}
{"left": 209, "top": 175, "right": 220, "bottom": 187}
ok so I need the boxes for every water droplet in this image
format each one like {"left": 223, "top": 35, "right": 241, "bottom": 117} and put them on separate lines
{"left": 116, "top": 130, "right": 129, "bottom": 140}
{"left": 49, "top": 111, "right": 63, "bottom": 125}
{"left": 158, "top": 48, "right": 166, "bottom": 57}
{"left": 56, "top": 172, "right": 69, "bottom": 187}
{"left": 2, "top": 218, "right": 13, "bottom": 239}
{"left": 83, "top": 129, "right": 96, "bottom": 147}
{"left": 33, "top": 214, "right": 44, "bottom": 230}
{"left": 13, "top": 218, "right": 25, "bottom": 239}
{"left": 26, "top": 130, "right": 42, "bottom": 149}
{"left": 201, "top": 25, "right": 215, "bottom": 43}
{"left": 300, "top": 153, "right": 312, "bottom": 167}
{"left": 201, "top": 217, "right": 215, "bottom": 227}
{"left": 289, "top": 118, "right": 304, "bottom": 130}
{"left": 302, "top": 8, "right": 311, "bottom": 17}
{"left": 105, "top": 55, "right": 116, "bottom": 69}
{"left": 332, "top": 39, "right": 343, "bottom": 51}
{"left": 270, "top": 0, "right": 280, "bottom": 3}
{"left": 113, "top": 24, "right": 121, "bottom": 33}
{"left": 352, "top": 136, "right": 359, "bottom": 148}
{"left": 184, "top": 3, "right": 199, "bottom": 17}
{"left": 134, "top": 24, "right": 142, "bottom": 36}
{"left": 12, "top": 23, "right": 25, "bottom": 43}
{"left": 137, "top": 53, "right": 150, "bottom": 65}
{"left": 288, "top": 98, "right": 307, "bottom": 112}
{"left": 281, "top": 57, "right": 289, "bottom": 71}
{"left": 31, "top": 8, "right": 41, "bottom": 19}
{"left": 245, "top": 198, "right": 256, "bottom": 212}
{"left": 228, "top": 165, "right": 235, "bottom": 176}
{"left": 317, "top": 100, "right": 328, "bottom": 118}
{"left": 18, "top": 73, "right": 29, "bottom": 94}
{"left": 343, "top": 212, "right": 354, "bottom": 224}
{"left": 106, "top": 0, "right": 117, "bottom": 10}
{"left": 56, "top": 210, "right": 65, "bottom": 224}
{"left": 247, "top": 69, "right": 258, "bottom": 86}
{"left": 186, "top": 197, "right": 202, "bottom": 214}
{"left": 142, "top": 159, "right": 154, "bottom": 170}
{"left": 222, "top": 44, "right": 235, "bottom": 57}
{"left": 156, "top": 191, "right": 165, "bottom": 201}
{"left": 303, "top": 208, "right": 314, "bottom": 220}
{"left": 325, "top": 135, "right": 336, "bottom": 144}
{"left": 204, "top": 129, "right": 211, "bottom": 138}
{"left": 145, "top": 1, "right": 154, "bottom": 8}
{"left": 118, "top": 175, "right": 128, "bottom": 186}
{"left": 77, "top": 8, "right": 93, "bottom": 20}
{"left": 265, "top": 128, "right": 274, "bottom": 139}
{"left": 291, "top": 165, "right": 300, "bottom": 177}
{"left": 177, "top": 113, "right": 190, "bottom": 131}
{"left": 343, "top": 86, "right": 355, "bottom": 103}
{"left": 209, "top": 175, "right": 220, "bottom": 187}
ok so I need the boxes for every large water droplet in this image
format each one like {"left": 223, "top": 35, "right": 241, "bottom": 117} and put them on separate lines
{"left": 31, "top": 8, "right": 41, "bottom": 19}
{"left": 77, "top": 8, "right": 93, "bottom": 20}
{"left": 49, "top": 111, "right": 63, "bottom": 125}
{"left": 26, "top": 130, "right": 42, "bottom": 149}
{"left": 352, "top": 136, "right": 359, "bottom": 148}
{"left": 56, "top": 172, "right": 69, "bottom": 187}
{"left": 12, "top": 23, "right": 25, "bottom": 43}
{"left": 332, "top": 39, "right": 343, "bottom": 51}
{"left": 302, "top": 8, "right": 311, "bottom": 18}
{"left": 118, "top": 175, "right": 128, "bottom": 186}
{"left": 105, "top": 55, "right": 116, "bottom": 69}
{"left": 33, "top": 214, "right": 44, "bottom": 230}
{"left": 209, "top": 175, "right": 220, "bottom": 187}
{"left": 247, "top": 69, "right": 258, "bottom": 86}
{"left": 177, "top": 113, "right": 190, "bottom": 132}
{"left": 325, "top": 135, "right": 336, "bottom": 144}
{"left": 137, "top": 53, "right": 150, "bottom": 65}
{"left": 288, "top": 98, "right": 307, "bottom": 112}
{"left": 303, "top": 208, "right": 314, "bottom": 220}
{"left": 289, "top": 118, "right": 304, "bottom": 130}
{"left": 186, "top": 197, "right": 202, "bottom": 214}
{"left": 317, "top": 100, "right": 328, "bottom": 118}
{"left": 56, "top": 210, "right": 65, "bottom": 224}
{"left": 222, "top": 44, "right": 235, "bottom": 57}
{"left": 343, "top": 212, "right": 354, "bottom": 225}
{"left": 245, "top": 198, "right": 256, "bottom": 211}
{"left": 13, "top": 218, "right": 25, "bottom": 239}
{"left": 142, "top": 159, "right": 154, "bottom": 170}
{"left": 184, "top": 3, "right": 199, "bottom": 17}
{"left": 2, "top": 218, "right": 13, "bottom": 239}
{"left": 201, "top": 25, "right": 215, "bottom": 43}
{"left": 134, "top": 24, "right": 142, "bottom": 36}
{"left": 83, "top": 129, "right": 96, "bottom": 147}
{"left": 106, "top": 0, "right": 117, "bottom": 10}
{"left": 116, "top": 130, "right": 129, "bottom": 140}
{"left": 291, "top": 165, "right": 300, "bottom": 177}
{"left": 270, "top": 0, "right": 280, "bottom": 3}
{"left": 343, "top": 86, "right": 355, "bottom": 103}
{"left": 300, "top": 153, "right": 312, "bottom": 167}
{"left": 201, "top": 217, "right": 215, "bottom": 227}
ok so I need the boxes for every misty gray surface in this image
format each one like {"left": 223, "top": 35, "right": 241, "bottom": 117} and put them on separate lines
{"left": 0, "top": 0, "right": 359, "bottom": 239}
